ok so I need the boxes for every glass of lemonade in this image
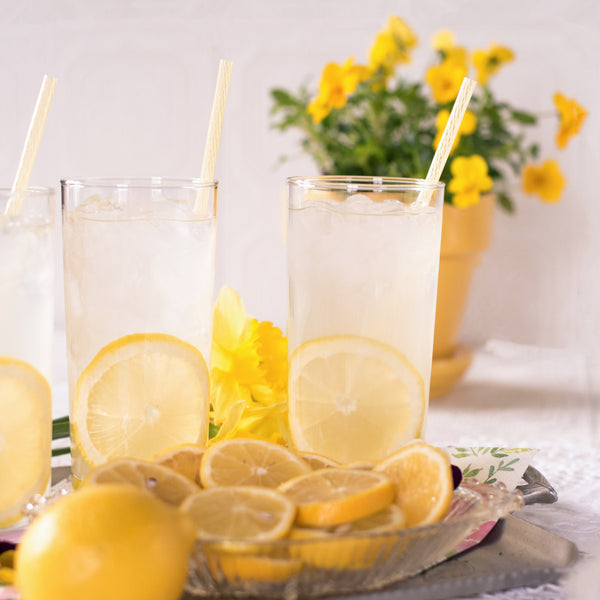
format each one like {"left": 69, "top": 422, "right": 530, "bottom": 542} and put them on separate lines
{"left": 0, "top": 187, "right": 54, "bottom": 528}
{"left": 287, "top": 176, "right": 444, "bottom": 464}
{"left": 61, "top": 178, "right": 217, "bottom": 483}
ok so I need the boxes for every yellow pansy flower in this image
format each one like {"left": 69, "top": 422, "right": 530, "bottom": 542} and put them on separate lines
{"left": 522, "top": 160, "right": 565, "bottom": 203}
{"left": 434, "top": 108, "right": 477, "bottom": 151}
{"left": 387, "top": 15, "right": 418, "bottom": 54}
{"left": 472, "top": 43, "right": 514, "bottom": 85}
{"left": 307, "top": 97, "right": 330, "bottom": 123}
{"left": 370, "top": 31, "right": 398, "bottom": 75}
{"left": 448, "top": 155, "right": 493, "bottom": 208}
{"left": 431, "top": 29, "right": 455, "bottom": 52}
{"left": 430, "top": 30, "right": 469, "bottom": 71}
{"left": 426, "top": 59, "right": 467, "bottom": 104}
{"left": 444, "top": 46, "right": 469, "bottom": 70}
{"left": 308, "top": 57, "right": 369, "bottom": 123}
{"left": 210, "top": 286, "right": 289, "bottom": 443}
{"left": 369, "top": 16, "right": 418, "bottom": 75}
{"left": 553, "top": 92, "right": 587, "bottom": 149}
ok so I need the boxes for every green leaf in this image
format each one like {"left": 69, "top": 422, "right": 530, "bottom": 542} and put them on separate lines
{"left": 52, "top": 446, "right": 70, "bottom": 457}
{"left": 490, "top": 448, "right": 509, "bottom": 458}
{"left": 511, "top": 110, "right": 537, "bottom": 125}
{"left": 52, "top": 416, "right": 70, "bottom": 441}
{"left": 498, "top": 192, "right": 515, "bottom": 213}
{"left": 209, "top": 423, "right": 220, "bottom": 439}
{"left": 462, "top": 465, "right": 483, "bottom": 479}
{"left": 270, "top": 88, "right": 301, "bottom": 107}
{"left": 497, "top": 458, "right": 519, "bottom": 471}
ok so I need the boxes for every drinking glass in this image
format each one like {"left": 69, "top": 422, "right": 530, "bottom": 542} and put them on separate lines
{"left": 287, "top": 176, "right": 444, "bottom": 463}
{"left": 61, "top": 178, "right": 217, "bottom": 482}
{"left": 0, "top": 187, "right": 54, "bottom": 528}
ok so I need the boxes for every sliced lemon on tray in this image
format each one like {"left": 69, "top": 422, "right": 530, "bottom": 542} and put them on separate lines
{"left": 181, "top": 486, "right": 296, "bottom": 541}
{"left": 0, "top": 357, "right": 52, "bottom": 528}
{"left": 154, "top": 443, "right": 206, "bottom": 487}
{"left": 288, "top": 334, "right": 425, "bottom": 463}
{"left": 374, "top": 440, "right": 453, "bottom": 527}
{"left": 288, "top": 504, "right": 406, "bottom": 570}
{"left": 205, "top": 552, "right": 303, "bottom": 583}
{"left": 85, "top": 458, "right": 200, "bottom": 507}
{"left": 298, "top": 451, "right": 340, "bottom": 470}
{"left": 278, "top": 468, "right": 395, "bottom": 528}
{"left": 73, "top": 333, "right": 209, "bottom": 468}
{"left": 200, "top": 437, "right": 311, "bottom": 488}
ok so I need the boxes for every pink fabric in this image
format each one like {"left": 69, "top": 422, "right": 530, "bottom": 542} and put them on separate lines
{"left": 453, "top": 520, "right": 497, "bottom": 554}
{"left": 0, "top": 586, "right": 17, "bottom": 600}
{"left": 0, "top": 529, "right": 24, "bottom": 546}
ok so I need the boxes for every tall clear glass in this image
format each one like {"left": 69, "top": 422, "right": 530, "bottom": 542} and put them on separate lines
{"left": 61, "top": 178, "right": 217, "bottom": 482}
{"left": 287, "top": 176, "right": 444, "bottom": 463}
{"left": 0, "top": 187, "right": 54, "bottom": 528}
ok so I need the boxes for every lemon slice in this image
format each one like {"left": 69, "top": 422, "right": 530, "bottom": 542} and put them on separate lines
{"left": 73, "top": 333, "right": 210, "bottom": 468}
{"left": 342, "top": 460, "right": 376, "bottom": 470}
{"left": 0, "top": 357, "right": 52, "bottom": 528}
{"left": 288, "top": 335, "right": 425, "bottom": 463}
{"left": 154, "top": 443, "right": 206, "bottom": 486}
{"left": 200, "top": 438, "right": 311, "bottom": 488}
{"left": 374, "top": 440, "right": 453, "bottom": 527}
{"left": 181, "top": 486, "right": 296, "bottom": 541}
{"left": 85, "top": 458, "right": 200, "bottom": 507}
{"left": 278, "top": 468, "right": 394, "bottom": 527}
{"left": 298, "top": 452, "right": 340, "bottom": 470}
{"left": 206, "top": 552, "right": 302, "bottom": 583}
{"left": 289, "top": 504, "right": 406, "bottom": 570}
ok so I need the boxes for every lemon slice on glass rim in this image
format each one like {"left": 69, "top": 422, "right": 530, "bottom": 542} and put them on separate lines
{"left": 0, "top": 357, "right": 52, "bottom": 528}
{"left": 73, "top": 333, "right": 210, "bottom": 468}
{"left": 288, "top": 334, "right": 426, "bottom": 463}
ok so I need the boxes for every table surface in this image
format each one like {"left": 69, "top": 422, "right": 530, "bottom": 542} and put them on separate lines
{"left": 50, "top": 333, "right": 600, "bottom": 600}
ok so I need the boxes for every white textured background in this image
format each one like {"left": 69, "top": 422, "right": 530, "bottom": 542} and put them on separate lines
{"left": 1, "top": 0, "right": 598, "bottom": 394}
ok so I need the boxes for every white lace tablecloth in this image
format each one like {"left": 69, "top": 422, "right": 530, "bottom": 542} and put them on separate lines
{"left": 48, "top": 335, "right": 600, "bottom": 600}
{"left": 426, "top": 340, "right": 600, "bottom": 599}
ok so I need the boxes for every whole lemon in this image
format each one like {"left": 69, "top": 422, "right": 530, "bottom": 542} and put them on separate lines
{"left": 15, "top": 484, "right": 195, "bottom": 600}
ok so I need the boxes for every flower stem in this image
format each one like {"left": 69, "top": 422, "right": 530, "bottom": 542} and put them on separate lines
{"left": 52, "top": 415, "right": 70, "bottom": 441}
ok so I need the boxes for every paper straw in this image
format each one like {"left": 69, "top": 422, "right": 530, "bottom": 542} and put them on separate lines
{"left": 5, "top": 74, "right": 57, "bottom": 216}
{"left": 416, "top": 77, "right": 477, "bottom": 207}
{"left": 195, "top": 59, "right": 233, "bottom": 213}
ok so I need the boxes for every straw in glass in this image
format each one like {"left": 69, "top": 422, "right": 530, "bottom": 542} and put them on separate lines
{"left": 416, "top": 77, "right": 477, "bottom": 206}
{"left": 5, "top": 74, "right": 57, "bottom": 217}
{"left": 195, "top": 59, "right": 233, "bottom": 214}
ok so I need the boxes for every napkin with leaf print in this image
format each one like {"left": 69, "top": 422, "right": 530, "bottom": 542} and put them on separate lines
{"left": 446, "top": 446, "right": 539, "bottom": 489}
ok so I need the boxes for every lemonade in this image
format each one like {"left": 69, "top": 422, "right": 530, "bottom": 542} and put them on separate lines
{"left": 61, "top": 178, "right": 216, "bottom": 481}
{"left": 0, "top": 187, "right": 54, "bottom": 529}
{"left": 287, "top": 177, "right": 443, "bottom": 462}
{"left": 0, "top": 193, "right": 54, "bottom": 380}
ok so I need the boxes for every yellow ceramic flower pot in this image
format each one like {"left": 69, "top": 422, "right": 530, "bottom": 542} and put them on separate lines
{"left": 430, "top": 194, "right": 495, "bottom": 397}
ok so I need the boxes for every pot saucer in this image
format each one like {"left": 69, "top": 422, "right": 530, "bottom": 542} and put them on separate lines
{"left": 430, "top": 344, "right": 472, "bottom": 398}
